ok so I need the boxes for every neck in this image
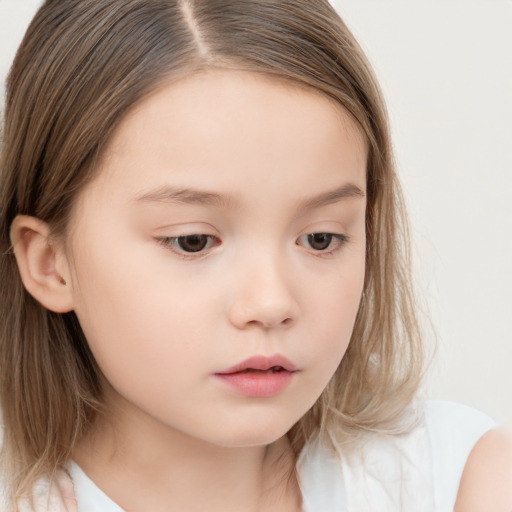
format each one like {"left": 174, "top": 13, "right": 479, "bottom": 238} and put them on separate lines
{"left": 72, "top": 394, "right": 301, "bottom": 512}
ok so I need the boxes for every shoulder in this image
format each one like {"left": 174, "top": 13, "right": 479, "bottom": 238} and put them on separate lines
{"left": 423, "top": 399, "right": 495, "bottom": 434}
{"left": 454, "top": 428, "right": 512, "bottom": 512}
{"left": 422, "top": 400, "right": 498, "bottom": 510}
{"left": 296, "top": 400, "right": 503, "bottom": 511}
{"left": 423, "top": 399, "right": 497, "bottom": 472}
{"left": 0, "top": 424, "right": 78, "bottom": 512}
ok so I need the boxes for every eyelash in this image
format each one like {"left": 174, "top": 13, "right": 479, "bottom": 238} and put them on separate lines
{"left": 156, "top": 234, "right": 220, "bottom": 260}
{"left": 155, "top": 232, "right": 349, "bottom": 260}
{"left": 297, "top": 233, "right": 349, "bottom": 257}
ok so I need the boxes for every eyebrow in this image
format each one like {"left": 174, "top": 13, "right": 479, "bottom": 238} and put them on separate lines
{"left": 296, "top": 183, "right": 365, "bottom": 210}
{"left": 134, "top": 186, "right": 235, "bottom": 209}
{"left": 134, "top": 182, "right": 365, "bottom": 210}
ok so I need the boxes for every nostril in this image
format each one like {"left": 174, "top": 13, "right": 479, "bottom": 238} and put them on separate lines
{"left": 263, "top": 316, "right": 293, "bottom": 329}
{"left": 227, "top": 291, "right": 297, "bottom": 330}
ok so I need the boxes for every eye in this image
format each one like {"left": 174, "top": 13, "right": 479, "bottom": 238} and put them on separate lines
{"left": 175, "top": 234, "right": 210, "bottom": 253}
{"left": 307, "top": 233, "right": 333, "bottom": 251}
{"left": 297, "top": 232, "right": 348, "bottom": 253}
{"left": 156, "top": 234, "right": 219, "bottom": 255}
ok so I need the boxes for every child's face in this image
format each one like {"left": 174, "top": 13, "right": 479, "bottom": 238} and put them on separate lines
{"left": 65, "top": 70, "right": 367, "bottom": 447}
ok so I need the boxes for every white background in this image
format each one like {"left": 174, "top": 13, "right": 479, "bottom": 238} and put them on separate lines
{"left": 1, "top": 0, "right": 511, "bottom": 427}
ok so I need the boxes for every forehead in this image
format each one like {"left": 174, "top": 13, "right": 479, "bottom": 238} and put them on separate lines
{"left": 81, "top": 69, "right": 367, "bottom": 207}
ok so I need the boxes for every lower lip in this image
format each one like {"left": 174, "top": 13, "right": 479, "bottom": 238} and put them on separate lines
{"left": 214, "top": 371, "right": 295, "bottom": 397}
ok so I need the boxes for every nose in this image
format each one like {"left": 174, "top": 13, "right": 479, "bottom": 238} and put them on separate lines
{"left": 227, "top": 253, "right": 298, "bottom": 330}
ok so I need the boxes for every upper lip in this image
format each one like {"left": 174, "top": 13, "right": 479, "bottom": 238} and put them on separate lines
{"left": 216, "top": 354, "right": 297, "bottom": 374}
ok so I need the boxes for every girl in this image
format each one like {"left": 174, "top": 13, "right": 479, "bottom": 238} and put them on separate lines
{"left": 0, "top": 1, "right": 510, "bottom": 511}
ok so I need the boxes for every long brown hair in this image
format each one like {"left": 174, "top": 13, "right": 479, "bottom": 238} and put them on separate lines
{"left": 0, "top": 0, "right": 424, "bottom": 505}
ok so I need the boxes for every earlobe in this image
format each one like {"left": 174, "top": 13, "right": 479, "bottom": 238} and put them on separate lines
{"left": 10, "top": 215, "right": 74, "bottom": 313}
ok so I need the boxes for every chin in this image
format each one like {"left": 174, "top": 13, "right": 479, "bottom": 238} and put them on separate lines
{"left": 203, "top": 415, "right": 298, "bottom": 448}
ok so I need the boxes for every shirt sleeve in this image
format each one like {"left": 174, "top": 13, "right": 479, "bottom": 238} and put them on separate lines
{"left": 424, "top": 400, "right": 496, "bottom": 512}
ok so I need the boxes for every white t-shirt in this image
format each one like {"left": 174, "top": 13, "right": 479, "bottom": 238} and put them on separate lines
{"left": 296, "top": 400, "right": 495, "bottom": 511}
{"left": 1, "top": 400, "right": 496, "bottom": 511}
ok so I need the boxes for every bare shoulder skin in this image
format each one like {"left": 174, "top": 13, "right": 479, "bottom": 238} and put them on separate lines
{"left": 454, "top": 428, "right": 512, "bottom": 512}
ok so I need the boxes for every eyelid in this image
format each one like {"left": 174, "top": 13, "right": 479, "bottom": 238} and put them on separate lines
{"left": 155, "top": 234, "right": 221, "bottom": 260}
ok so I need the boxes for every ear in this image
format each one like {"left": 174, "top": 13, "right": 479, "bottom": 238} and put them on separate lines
{"left": 10, "top": 215, "right": 74, "bottom": 313}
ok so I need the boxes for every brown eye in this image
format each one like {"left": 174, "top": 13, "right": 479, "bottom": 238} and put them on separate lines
{"left": 156, "top": 234, "right": 220, "bottom": 258}
{"left": 307, "top": 233, "right": 333, "bottom": 250}
{"left": 176, "top": 235, "right": 210, "bottom": 252}
{"left": 297, "top": 232, "right": 349, "bottom": 255}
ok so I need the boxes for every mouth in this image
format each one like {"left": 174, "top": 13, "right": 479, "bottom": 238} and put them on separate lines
{"left": 214, "top": 355, "right": 297, "bottom": 398}
{"left": 236, "top": 366, "right": 287, "bottom": 374}
{"left": 216, "top": 355, "right": 297, "bottom": 375}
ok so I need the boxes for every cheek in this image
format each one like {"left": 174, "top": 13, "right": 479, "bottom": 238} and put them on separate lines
{"left": 300, "top": 252, "right": 365, "bottom": 383}
{"left": 68, "top": 232, "right": 216, "bottom": 382}
{"left": 312, "top": 244, "right": 365, "bottom": 330}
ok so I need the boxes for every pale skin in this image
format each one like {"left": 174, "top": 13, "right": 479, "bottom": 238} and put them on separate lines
{"left": 10, "top": 70, "right": 512, "bottom": 511}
